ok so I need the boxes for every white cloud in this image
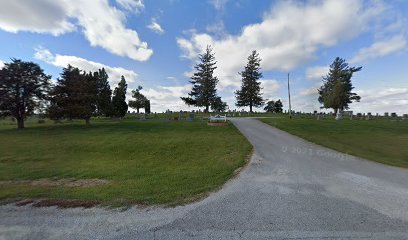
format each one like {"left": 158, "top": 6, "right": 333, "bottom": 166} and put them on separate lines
{"left": 0, "top": 59, "right": 4, "bottom": 69}
{"left": 116, "top": 0, "right": 144, "bottom": 13}
{"left": 0, "top": 0, "right": 152, "bottom": 61}
{"left": 147, "top": 19, "right": 165, "bottom": 34}
{"left": 34, "top": 47, "right": 138, "bottom": 85}
{"left": 0, "top": 1, "right": 75, "bottom": 36}
{"left": 306, "top": 66, "right": 329, "bottom": 81}
{"left": 350, "top": 35, "right": 407, "bottom": 63}
{"left": 178, "top": 0, "right": 386, "bottom": 88}
{"left": 260, "top": 79, "right": 280, "bottom": 100}
{"left": 141, "top": 85, "right": 196, "bottom": 112}
{"left": 351, "top": 87, "right": 408, "bottom": 115}
{"left": 298, "top": 87, "right": 319, "bottom": 97}
{"left": 209, "top": 0, "right": 229, "bottom": 11}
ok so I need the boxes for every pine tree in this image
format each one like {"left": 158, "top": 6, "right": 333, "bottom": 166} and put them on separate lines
{"left": 0, "top": 59, "right": 51, "bottom": 129}
{"left": 94, "top": 68, "right": 112, "bottom": 116}
{"left": 111, "top": 76, "right": 128, "bottom": 118}
{"left": 128, "top": 85, "right": 146, "bottom": 114}
{"left": 48, "top": 65, "right": 97, "bottom": 126}
{"left": 318, "top": 57, "right": 362, "bottom": 114}
{"left": 181, "top": 45, "right": 221, "bottom": 112}
{"left": 235, "top": 50, "right": 264, "bottom": 112}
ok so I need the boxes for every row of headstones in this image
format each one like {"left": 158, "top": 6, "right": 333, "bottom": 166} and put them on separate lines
{"left": 322, "top": 111, "right": 408, "bottom": 120}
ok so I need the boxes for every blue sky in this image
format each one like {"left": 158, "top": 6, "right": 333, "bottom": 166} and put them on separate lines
{"left": 0, "top": 0, "right": 407, "bottom": 114}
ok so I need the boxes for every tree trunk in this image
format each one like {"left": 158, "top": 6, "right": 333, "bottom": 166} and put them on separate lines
{"left": 85, "top": 118, "right": 90, "bottom": 127}
{"left": 137, "top": 108, "right": 140, "bottom": 114}
{"left": 205, "top": 105, "right": 209, "bottom": 113}
{"left": 17, "top": 118, "right": 24, "bottom": 129}
{"left": 249, "top": 104, "right": 253, "bottom": 113}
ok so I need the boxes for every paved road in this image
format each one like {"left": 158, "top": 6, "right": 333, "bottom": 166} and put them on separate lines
{"left": 1, "top": 118, "right": 408, "bottom": 240}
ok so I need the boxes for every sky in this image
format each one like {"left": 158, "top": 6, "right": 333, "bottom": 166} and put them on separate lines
{"left": 0, "top": 0, "right": 407, "bottom": 114}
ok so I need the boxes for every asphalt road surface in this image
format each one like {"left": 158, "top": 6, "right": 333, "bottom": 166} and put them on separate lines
{"left": 1, "top": 118, "right": 408, "bottom": 240}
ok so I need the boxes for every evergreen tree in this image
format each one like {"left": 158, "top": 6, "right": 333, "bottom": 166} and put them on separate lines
{"left": 0, "top": 59, "right": 51, "bottom": 129}
{"left": 235, "top": 50, "right": 265, "bottom": 112}
{"left": 181, "top": 45, "right": 221, "bottom": 112}
{"left": 48, "top": 65, "right": 97, "bottom": 126}
{"left": 111, "top": 76, "right": 128, "bottom": 118}
{"left": 94, "top": 68, "right": 112, "bottom": 116}
{"left": 128, "top": 85, "right": 146, "bottom": 114}
{"left": 318, "top": 57, "right": 362, "bottom": 114}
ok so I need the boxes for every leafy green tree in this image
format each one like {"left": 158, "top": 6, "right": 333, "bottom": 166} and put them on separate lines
{"left": 94, "top": 68, "right": 112, "bottom": 116}
{"left": 48, "top": 65, "right": 97, "bottom": 126}
{"left": 144, "top": 99, "right": 151, "bottom": 114}
{"left": 128, "top": 85, "right": 147, "bottom": 114}
{"left": 0, "top": 59, "right": 51, "bottom": 129}
{"left": 111, "top": 76, "right": 128, "bottom": 118}
{"left": 264, "top": 99, "right": 283, "bottom": 113}
{"left": 211, "top": 97, "right": 228, "bottom": 112}
{"left": 235, "top": 50, "right": 265, "bottom": 113}
{"left": 181, "top": 45, "right": 221, "bottom": 112}
{"left": 318, "top": 57, "right": 362, "bottom": 114}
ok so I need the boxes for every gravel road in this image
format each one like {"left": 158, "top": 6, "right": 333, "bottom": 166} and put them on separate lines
{"left": 1, "top": 118, "right": 408, "bottom": 240}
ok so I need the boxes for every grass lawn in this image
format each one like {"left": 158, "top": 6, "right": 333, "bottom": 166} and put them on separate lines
{"left": 259, "top": 115, "right": 408, "bottom": 168}
{"left": 0, "top": 117, "right": 251, "bottom": 206}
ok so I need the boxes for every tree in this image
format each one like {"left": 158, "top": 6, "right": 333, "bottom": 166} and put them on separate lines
{"left": 318, "top": 57, "right": 362, "bottom": 114}
{"left": 235, "top": 50, "right": 265, "bottom": 113}
{"left": 128, "top": 85, "right": 147, "bottom": 114}
{"left": 264, "top": 99, "right": 283, "bottom": 113}
{"left": 181, "top": 45, "right": 222, "bottom": 112}
{"left": 111, "top": 76, "right": 128, "bottom": 118}
{"left": 211, "top": 97, "right": 228, "bottom": 112}
{"left": 94, "top": 68, "right": 112, "bottom": 116}
{"left": 0, "top": 59, "right": 51, "bottom": 129}
{"left": 48, "top": 65, "right": 97, "bottom": 126}
{"left": 144, "top": 99, "right": 151, "bottom": 114}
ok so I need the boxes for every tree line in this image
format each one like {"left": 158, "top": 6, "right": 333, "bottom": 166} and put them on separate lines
{"left": 181, "top": 45, "right": 361, "bottom": 115}
{"left": 0, "top": 59, "right": 150, "bottom": 128}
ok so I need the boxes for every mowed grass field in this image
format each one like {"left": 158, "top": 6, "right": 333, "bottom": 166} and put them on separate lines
{"left": 0, "top": 117, "right": 252, "bottom": 206}
{"left": 260, "top": 116, "right": 408, "bottom": 168}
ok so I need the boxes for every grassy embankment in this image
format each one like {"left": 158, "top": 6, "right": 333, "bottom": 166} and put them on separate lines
{"left": 260, "top": 115, "right": 408, "bottom": 168}
{"left": 0, "top": 117, "right": 251, "bottom": 206}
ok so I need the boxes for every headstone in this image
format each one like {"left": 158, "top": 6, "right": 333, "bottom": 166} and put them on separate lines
{"left": 384, "top": 112, "right": 389, "bottom": 117}
{"left": 335, "top": 111, "right": 342, "bottom": 120}
{"left": 391, "top": 112, "right": 398, "bottom": 118}
{"left": 188, "top": 113, "right": 195, "bottom": 122}
{"left": 403, "top": 114, "right": 408, "bottom": 119}
{"left": 366, "top": 112, "right": 372, "bottom": 120}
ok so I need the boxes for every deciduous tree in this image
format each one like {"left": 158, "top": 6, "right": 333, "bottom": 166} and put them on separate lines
{"left": 128, "top": 85, "right": 147, "bottom": 114}
{"left": 0, "top": 59, "right": 51, "bottom": 129}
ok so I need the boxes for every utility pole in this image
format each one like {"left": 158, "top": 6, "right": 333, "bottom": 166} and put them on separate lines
{"left": 287, "top": 73, "right": 292, "bottom": 119}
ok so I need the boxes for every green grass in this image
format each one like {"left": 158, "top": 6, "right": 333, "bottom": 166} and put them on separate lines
{"left": 259, "top": 115, "right": 408, "bottom": 168}
{"left": 0, "top": 118, "right": 252, "bottom": 205}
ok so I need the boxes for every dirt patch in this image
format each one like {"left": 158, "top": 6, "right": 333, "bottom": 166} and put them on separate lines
{"left": 0, "top": 178, "right": 110, "bottom": 187}
{"left": 32, "top": 199, "right": 99, "bottom": 208}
